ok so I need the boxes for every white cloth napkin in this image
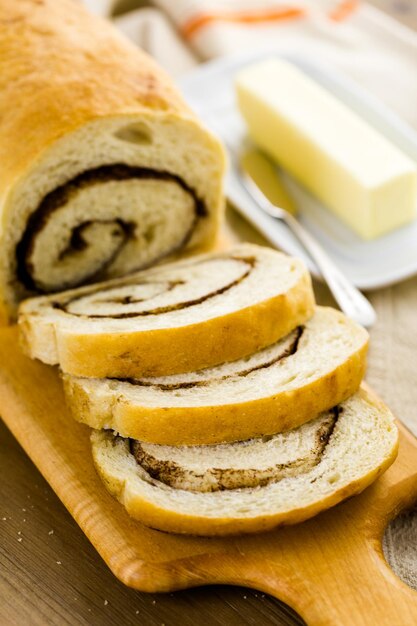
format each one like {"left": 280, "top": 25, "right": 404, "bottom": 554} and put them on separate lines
{"left": 85, "top": 0, "right": 417, "bottom": 129}
{"left": 115, "top": 7, "right": 197, "bottom": 76}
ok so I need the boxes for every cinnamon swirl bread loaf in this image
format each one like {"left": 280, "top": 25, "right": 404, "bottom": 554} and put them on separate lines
{"left": 18, "top": 244, "right": 315, "bottom": 378}
{"left": 91, "top": 387, "right": 398, "bottom": 536}
{"left": 64, "top": 307, "right": 368, "bottom": 445}
{"left": 0, "top": 0, "right": 224, "bottom": 322}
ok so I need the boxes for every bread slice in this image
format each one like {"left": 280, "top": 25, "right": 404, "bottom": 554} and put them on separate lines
{"left": 64, "top": 307, "right": 368, "bottom": 445}
{"left": 91, "top": 386, "right": 398, "bottom": 536}
{"left": 18, "top": 244, "right": 314, "bottom": 378}
{"left": 0, "top": 0, "right": 225, "bottom": 322}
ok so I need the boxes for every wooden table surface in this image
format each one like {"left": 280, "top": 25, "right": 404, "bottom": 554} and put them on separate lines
{"left": 1, "top": 3, "right": 416, "bottom": 625}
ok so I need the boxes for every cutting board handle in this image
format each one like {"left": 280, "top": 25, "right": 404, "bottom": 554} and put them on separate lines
{"left": 180, "top": 516, "right": 417, "bottom": 626}
{"left": 171, "top": 430, "right": 417, "bottom": 626}
{"left": 275, "top": 531, "right": 417, "bottom": 626}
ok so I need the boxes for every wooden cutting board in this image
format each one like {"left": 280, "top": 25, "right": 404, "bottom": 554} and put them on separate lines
{"left": 1, "top": 325, "right": 417, "bottom": 626}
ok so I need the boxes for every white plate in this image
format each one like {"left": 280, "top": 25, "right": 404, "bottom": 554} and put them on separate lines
{"left": 181, "top": 51, "right": 417, "bottom": 290}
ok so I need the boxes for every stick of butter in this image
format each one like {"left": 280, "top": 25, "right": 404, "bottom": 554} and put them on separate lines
{"left": 235, "top": 59, "right": 417, "bottom": 239}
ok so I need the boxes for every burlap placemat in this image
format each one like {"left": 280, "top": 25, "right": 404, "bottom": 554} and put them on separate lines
{"left": 368, "top": 278, "right": 417, "bottom": 590}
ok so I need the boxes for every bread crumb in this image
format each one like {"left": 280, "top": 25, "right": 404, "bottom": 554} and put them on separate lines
{"left": 2, "top": 517, "right": 6, "bottom": 521}
{"left": 243, "top": 595, "right": 247, "bottom": 600}
{"left": 48, "top": 530, "right": 54, "bottom": 535}
{"left": 17, "top": 538, "right": 23, "bottom": 542}
{"left": 56, "top": 561, "right": 61, "bottom": 565}
{"left": 23, "top": 519, "right": 26, "bottom": 522}
{"left": 18, "top": 531, "right": 22, "bottom": 535}
{"left": 22, "top": 508, "right": 26, "bottom": 512}
{"left": 152, "top": 600, "right": 156, "bottom": 605}
{"left": 135, "top": 610, "right": 139, "bottom": 614}
{"left": 104, "top": 600, "right": 108, "bottom": 606}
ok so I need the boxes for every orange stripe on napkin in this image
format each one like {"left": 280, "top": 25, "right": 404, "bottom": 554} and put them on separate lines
{"left": 181, "top": 7, "right": 307, "bottom": 39}
{"left": 329, "top": 0, "right": 360, "bottom": 22}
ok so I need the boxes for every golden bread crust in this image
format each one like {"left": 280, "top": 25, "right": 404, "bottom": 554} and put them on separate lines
{"left": 0, "top": 0, "right": 191, "bottom": 193}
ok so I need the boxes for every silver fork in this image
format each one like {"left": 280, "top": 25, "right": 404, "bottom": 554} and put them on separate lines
{"left": 209, "top": 114, "right": 376, "bottom": 328}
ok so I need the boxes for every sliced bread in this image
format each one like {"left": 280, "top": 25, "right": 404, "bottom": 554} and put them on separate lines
{"left": 91, "top": 386, "right": 398, "bottom": 536}
{"left": 64, "top": 307, "right": 368, "bottom": 445}
{"left": 18, "top": 244, "right": 314, "bottom": 378}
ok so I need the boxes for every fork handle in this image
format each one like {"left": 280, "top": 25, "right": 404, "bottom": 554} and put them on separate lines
{"left": 281, "top": 211, "right": 376, "bottom": 327}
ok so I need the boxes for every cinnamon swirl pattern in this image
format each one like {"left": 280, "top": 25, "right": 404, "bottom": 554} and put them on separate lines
{"left": 15, "top": 165, "right": 206, "bottom": 294}
{"left": 63, "top": 306, "right": 368, "bottom": 445}
{"left": 91, "top": 388, "right": 398, "bottom": 535}
{"left": 51, "top": 252, "right": 254, "bottom": 320}
{"left": 19, "top": 244, "right": 316, "bottom": 378}
{"left": 130, "top": 408, "right": 339, "bottom": 493}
